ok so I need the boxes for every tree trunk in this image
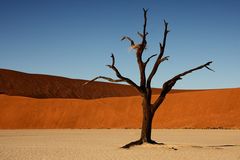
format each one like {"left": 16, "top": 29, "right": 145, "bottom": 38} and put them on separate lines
{"left": 140, "top": 98, "right": 154, "bottom": 143}
{"left": 140, "top": 109, "right": 153, "bottom": 142}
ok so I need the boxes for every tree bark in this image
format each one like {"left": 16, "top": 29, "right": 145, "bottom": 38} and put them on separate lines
{"left": 140, "top": 112, "right": 153, "bottom": 142}
{"left": 140, "top": 99, "right": 153, "bottom": 142}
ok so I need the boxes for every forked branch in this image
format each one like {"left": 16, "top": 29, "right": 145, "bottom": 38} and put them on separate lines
{"left": 137, "top": 31, "right": 148, "bottom": 38}
{"left": 121, "top": 9, "right": 149, "bottom": 89}
{"left": 135, "top": 8, "right": 149, "bottom": 88}
{"left": 144, "top": 54, "right": 157, "bottom": 66}
{"left": 121, "top": 36, "right": 137, "bottom": 49}
{"left": 152, "top": 61, "right": 214, "bottom": 112}
{"left": 147, "top": 20, "right": 170, "bottom": 88}
{"left": 84, "top": 54, "right": 142, "bottom": 93}
{"left": 83, "top": 76, "right": 123, "bottom": 85}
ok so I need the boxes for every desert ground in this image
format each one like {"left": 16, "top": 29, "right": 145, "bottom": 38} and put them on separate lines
{"left": 0, "top": 129, "right": 240, "bottom": 160}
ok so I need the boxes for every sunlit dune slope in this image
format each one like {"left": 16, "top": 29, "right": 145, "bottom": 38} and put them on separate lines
{"left": 0, "top": 88, "right": 239, "bottom": 129}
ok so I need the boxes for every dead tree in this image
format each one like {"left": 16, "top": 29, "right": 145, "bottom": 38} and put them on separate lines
{"left": 85, "top": 9, "right": 213, "bottom": 148}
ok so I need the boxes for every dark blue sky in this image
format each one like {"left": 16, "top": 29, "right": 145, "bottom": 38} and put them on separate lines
{"left": 1, "top": 0, "right": 240, "bottom": 89}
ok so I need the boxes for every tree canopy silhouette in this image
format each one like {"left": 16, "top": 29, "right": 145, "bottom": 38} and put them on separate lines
{"left": 85, "top": 9, "right": 213, "bottom": 148}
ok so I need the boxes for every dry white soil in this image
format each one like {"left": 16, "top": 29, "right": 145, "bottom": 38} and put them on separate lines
{"left": 0, "top": 129, "right": 240, "bottom": 160}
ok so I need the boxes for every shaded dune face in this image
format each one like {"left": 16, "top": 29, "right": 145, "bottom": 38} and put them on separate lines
{"left": 0, "top": 69, "right": 194, "bottom": 99}
{"left": 0, "top": 88, "right": 239, "bottom": 129}
{"left": 0, "top": 68, "right": 162, "bottom": 99}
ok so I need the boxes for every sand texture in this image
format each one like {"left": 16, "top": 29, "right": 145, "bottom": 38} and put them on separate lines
{"left": 0, "top": 129, "right": 239, "bottom": 160}
{"left": 0, "top": 88, "right": 240, "bottom": 129}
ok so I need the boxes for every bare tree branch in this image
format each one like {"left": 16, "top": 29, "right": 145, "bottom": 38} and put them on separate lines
{"left": 205, "top": 66, "right": 215, "bottom": 72}
{"left": 121, "top": 36, "right": 141, "bottom": 50}
{"left": 147, "top": 20, "right": 170, "bottom": 89}
{"left": 108, "top": 54, "right": 143, "bottom": 93}
{"left": 137, "top": 32, "right": 148, "bottom": 38}
{"left": 141, "top": 8, "right": 148, "bottom": 49}
{"left": 152, "top": 61, "right": 214, "bottom": 112}
{"left": 137, "top": 32, "right": 144, "bottom": 38}
{"left": 83, "top": 76, "right": 124, "bottom": 85}
{"left": 121, "top": 36, "right": 135, "bottom": 46}
{"left": 133, "top": 8, "right": 149, "bottom": 88}
{"left": 121, "top": 9, "right": 149, "bottom": 89}
{"left": 109, "top": 53, "right": 115, "bottom": 66}
{"left": 144, "top": 54, "right": 157, "bottom": 66}
{"left": 84, "top": 54, "right": 142, "bottom": 93}
{"left": 159, "top": 56, "right": 170, "bottom": 63}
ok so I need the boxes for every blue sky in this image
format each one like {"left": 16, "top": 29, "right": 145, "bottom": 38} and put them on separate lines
{"left": 0, "top": 0, "right": 240, "bottom": 89}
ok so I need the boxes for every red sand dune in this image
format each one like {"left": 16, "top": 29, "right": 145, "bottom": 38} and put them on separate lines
{"left": 0, "top": 68, "right": 239, "bottom": 129}
{"left": 0, "top": 88, "right": 239, "bottom": 129}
